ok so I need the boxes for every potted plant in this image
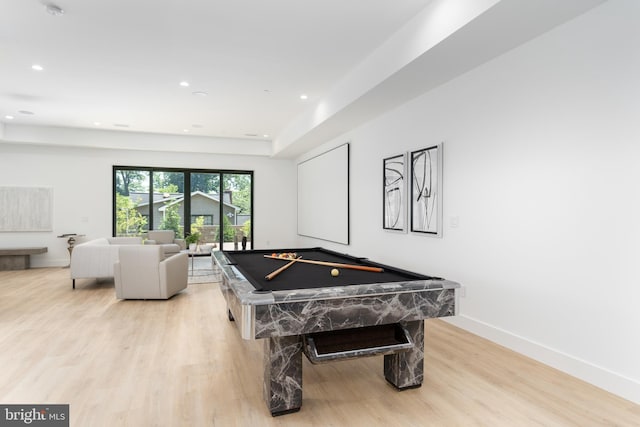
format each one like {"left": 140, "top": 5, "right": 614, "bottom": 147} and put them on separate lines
{"left": 185, "top": 231, "right": 201, "bottom": 251}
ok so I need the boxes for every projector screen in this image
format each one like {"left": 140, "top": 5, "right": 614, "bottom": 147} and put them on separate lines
{"left": 297, "top": 143, "right": 349, "bottom": 244}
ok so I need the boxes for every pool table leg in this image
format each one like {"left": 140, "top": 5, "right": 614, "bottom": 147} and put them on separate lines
{"left": 383, "top": 320, "right": 425, "bottom": 389}
{"left": 263, "top": 335, "right": 303, "bottom": 416}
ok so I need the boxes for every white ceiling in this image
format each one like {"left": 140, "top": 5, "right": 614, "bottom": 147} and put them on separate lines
{"left": 0, "top": 0, "right": 433, "bottom": 142}
{"left": 1, "top": 0, "right": 607, "bottom": 158}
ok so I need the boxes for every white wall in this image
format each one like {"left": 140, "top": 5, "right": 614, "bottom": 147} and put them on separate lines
{"left": 0, "top": 142, "right": 297, "bottom": 267}
{"left": 296, "top": 0, "right": 640, "bottom": 403}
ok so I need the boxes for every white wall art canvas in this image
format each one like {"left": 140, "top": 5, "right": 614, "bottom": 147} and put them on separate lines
{"left": 0, "top": 187, "right": 53, "bottom": 232}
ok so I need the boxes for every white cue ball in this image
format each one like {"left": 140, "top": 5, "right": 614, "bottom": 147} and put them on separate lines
{"left": 331, "top": 268, "right": 339, "bottom": 277}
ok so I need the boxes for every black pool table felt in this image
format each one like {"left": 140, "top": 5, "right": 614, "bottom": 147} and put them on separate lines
{"left": 223, "top": 248, "right": 434, "bottom": 291}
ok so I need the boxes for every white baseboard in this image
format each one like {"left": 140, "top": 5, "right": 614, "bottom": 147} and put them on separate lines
{"left": 444, "top": 315, "right": 640, "bottom": 405}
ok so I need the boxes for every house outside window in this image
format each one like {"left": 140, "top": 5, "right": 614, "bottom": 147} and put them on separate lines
{"left": 191, "top": 215, "right": 213, "bottom": 225}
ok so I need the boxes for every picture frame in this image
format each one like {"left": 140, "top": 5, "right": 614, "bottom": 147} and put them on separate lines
{"left": 383, "top": 153, "right": 407, "bottom": 232}
{"left": 410, "top": 144, "right": 442, "bottom": 236}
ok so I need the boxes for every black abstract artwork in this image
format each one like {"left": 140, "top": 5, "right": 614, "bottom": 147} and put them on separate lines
{"left": 383, "top": 154, "right": 406, "bottom": 231}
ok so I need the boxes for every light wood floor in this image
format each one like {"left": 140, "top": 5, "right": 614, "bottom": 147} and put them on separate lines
{"left": 1, "top": 268, "right": 638, "bottom": 427}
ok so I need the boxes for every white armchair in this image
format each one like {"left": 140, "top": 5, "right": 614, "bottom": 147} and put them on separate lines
{"left": 145, "top": 230, "right": 186, "bottom": 257}
{"left": 114, "top": 245, "right": 188, "bottom": 300}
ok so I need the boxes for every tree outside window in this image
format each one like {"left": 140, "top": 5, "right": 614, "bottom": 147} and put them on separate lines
{"left": 115, "top": 193, "right": 147, "bottom": 236}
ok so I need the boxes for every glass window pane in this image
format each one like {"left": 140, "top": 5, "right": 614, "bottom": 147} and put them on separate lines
{"left": 223, "top": 173, "right": 252, "bottom": 250}
{"left": 190, "top": 172, "right": 220, "bottom": 248}
{"left": 153, "top": 171, "right": 185, "bottom": 237}
{"left": 115, "top": 169, "right": 149, "bottom": 237}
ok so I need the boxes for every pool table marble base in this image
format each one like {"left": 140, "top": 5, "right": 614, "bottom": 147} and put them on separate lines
{"left": 383, "top": 320, "right": 425, "bottom": 389}
{"left": 263, "top": 336, "right": 304, "bottom": 416}
{"left": 264, "top": 320, "right": 425, "bottom": 416}
{"left": 215, "top": 248, "right": 460, "bottom": 416}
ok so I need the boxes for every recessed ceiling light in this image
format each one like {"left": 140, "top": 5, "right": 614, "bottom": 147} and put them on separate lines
{"left": 263, "top": 134, "right": 269, "bottom": 138}
{"left": 300, "top": 94, "right": 308, "bottom": 100}
{"left": 94, "top": 121, "right": 101, "bottom": 126}
{"left": 5, "top": 115, "right": 14, "bottom": 120}
{"left": 45, "top": 4, "right": 65, "bottom": 16}
{"left": 192, "top": 91, "right": 208, "bottom": 96}
{"left": 183, "top": 129, "right": 190, "bottom": 133}
{"left": 179, "top": 81, "right": 190, "bottom": 87}
{"left": 32, "top": 64, "right": 44, "bottom": 71}
{"left": 19, "top": 110, "right": 34, "bottom": 115}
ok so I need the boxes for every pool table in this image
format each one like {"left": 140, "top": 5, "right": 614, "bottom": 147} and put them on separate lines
{"left": 213, "top": 247, "right": 460, "bottom": 416}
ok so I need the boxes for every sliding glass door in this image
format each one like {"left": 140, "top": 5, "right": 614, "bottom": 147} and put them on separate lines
{"left": 152, "top": 170, "right": 185, "bottom": 237}
{"left": 221, "top": 172, "right": 252, "bottom": 250}
{"left": 114, "top": 169, "right": 150, "bottom": 236}
{"left": 189, "top": 172, "right": 220, "bottom": 249}
{"left": 113, "top": 167, "right": 252, "bottom": 250}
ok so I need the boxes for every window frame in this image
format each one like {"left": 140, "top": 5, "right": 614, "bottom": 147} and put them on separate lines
{"left": 112, "top": 166, "right": 253, "bottom": 249}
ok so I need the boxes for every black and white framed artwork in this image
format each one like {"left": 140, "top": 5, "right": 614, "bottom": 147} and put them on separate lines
{"left": 383, "top": 153, "right": 407, "bottom": 232}
{"left": 410, "top": 144, "right": 442, "bottom": 236}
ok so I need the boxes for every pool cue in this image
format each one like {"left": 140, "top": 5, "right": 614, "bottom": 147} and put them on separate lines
{"left": 265, "top": 256, "right": 302, "bottom": 281}
{"left": 263, "top": 255, "right": 384, "bottom": 273}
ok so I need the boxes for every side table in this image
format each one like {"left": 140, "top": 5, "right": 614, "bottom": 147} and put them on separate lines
{"left": 181, "top": 249, "right": 213, "bottom": 276}
{"left": 57, "top": 234, "right": 85, "bottom": 268}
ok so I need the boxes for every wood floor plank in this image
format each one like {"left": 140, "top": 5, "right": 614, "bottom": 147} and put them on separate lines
{"left": 1, "top": 267, "right": 638, "bottom": 426}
